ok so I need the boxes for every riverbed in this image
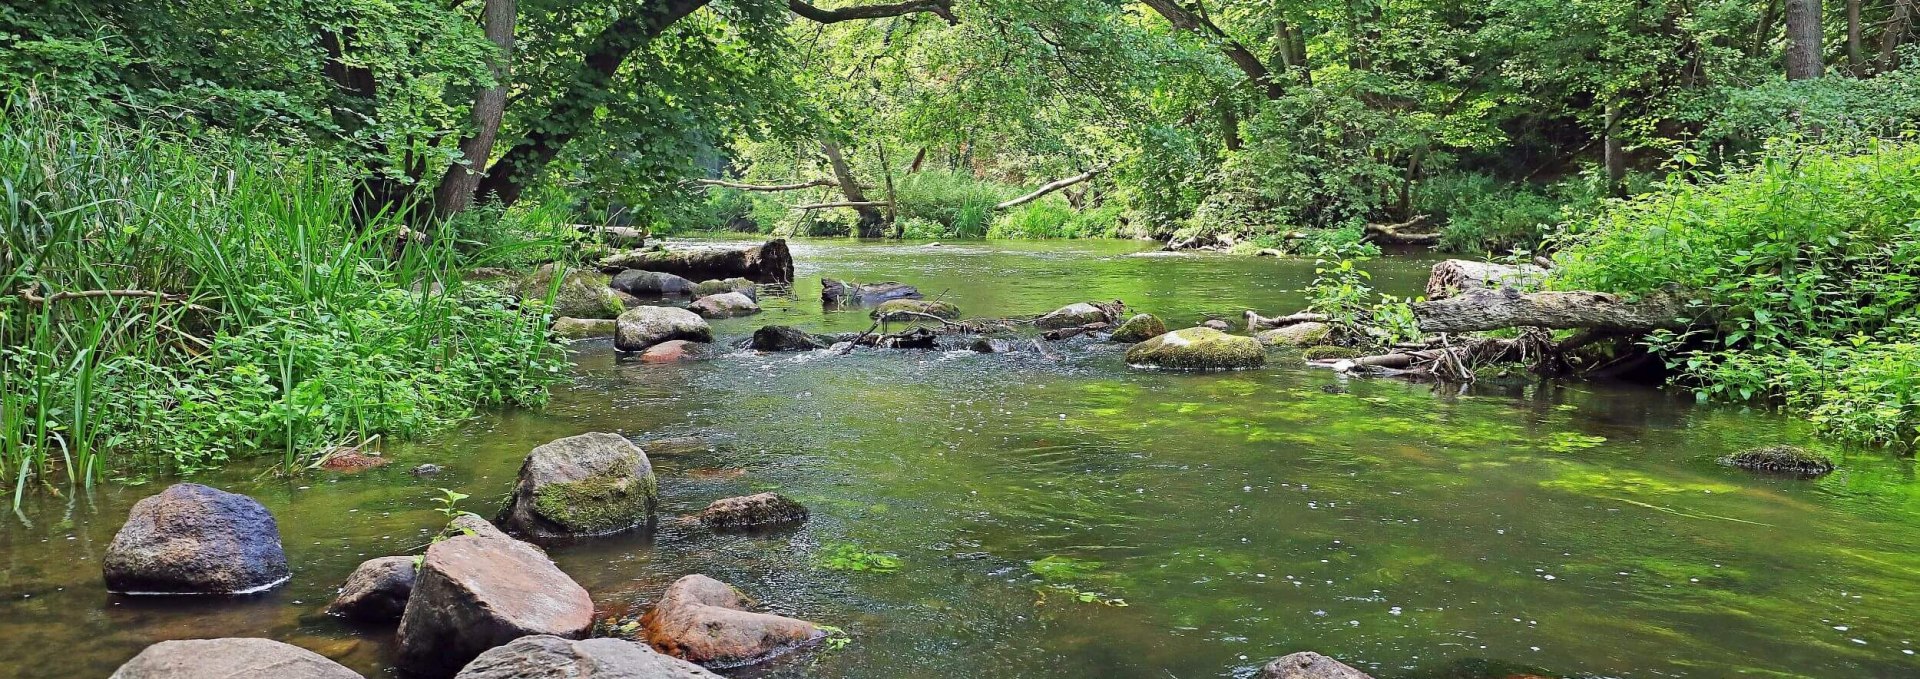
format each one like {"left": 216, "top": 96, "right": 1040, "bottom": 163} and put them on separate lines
{"left": 3, "top": 239, "right": 1916, "bottom": 678}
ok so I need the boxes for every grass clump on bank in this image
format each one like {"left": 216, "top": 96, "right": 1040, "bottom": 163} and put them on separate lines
{"left": 0, "top": 104, "right": 569, "bottom": 498}
{"left": 1550, "top": 141, "right": 1920, "bottom": 447}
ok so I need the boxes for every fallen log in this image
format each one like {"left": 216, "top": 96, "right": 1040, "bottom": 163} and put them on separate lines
{"left": 1413, "top": 288, "right": 1691, "bottom": 334}
{"left": 1425, "top": 259, "right": 1545, "bottom": 300}
{"left": 1245, "top": 309, "right": 1329, "bottom": 330}
{"left": 598, "top": 239, "right": 794, "bottom": 284}
{"left": 1363, "top": 215, "right": 1442, "bottom": 246}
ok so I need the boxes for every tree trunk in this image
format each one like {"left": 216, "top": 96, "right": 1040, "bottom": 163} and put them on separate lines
{"left": 1753, "top": 0, "right": 1781, "bottom": 57}
{"left": 1425, "top": 260, "right": 1547, "bottom": 300}
{"left": 1846, "top": 0, "right": 1865, "bottom": 73}
{"left": 1785, "top": 0, "right": 1825, "bottom": 80}
{"left": 433, "top": 0, "right": 516, "bottom": 219}
{"left": 1413, "top": 289, "right": 1691, "bottom": 334}
{"left": 1882, "top": 0, "right": 1914, "bottom": 72}
{"left": 1140, "top": 0, "right": 1282, "bottom": 98}
{"left": 996, "top": 166, "right": 1107, "bottom": 210}
{"left": 821, "top": 142, "right": 887, "bottom": 237}
{"left": 599, "top": 239, "right": 795, "bottom": 283}
{"left": 1603, "top": 102, "right": 1627, "bottom": 198}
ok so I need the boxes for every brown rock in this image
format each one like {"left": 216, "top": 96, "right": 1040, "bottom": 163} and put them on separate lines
{"left": 455, "top": 635, "right": 720, "bottom": 679}
{"left": 639, "top": 340, "right": 711, "bottom": 364}
{"left": 1259, "top": 651, "right": 1375, "bottom": 679}
{"left": 110, "top": 638, "right": 360, "bottom": 679}
{"left": 318, "top": 449, "right": 390, "bottom": 472}
{"left": 698, "top": 493, "right": 808, "bottom": 530}
{"left": 396, "top": 534, "right": 595, "bottom": 676}
{"left": 327, "top": 555, "right": 416, "bottom": 622}
{"left": 641, "top": 574, "right": 822, "bottom": 666}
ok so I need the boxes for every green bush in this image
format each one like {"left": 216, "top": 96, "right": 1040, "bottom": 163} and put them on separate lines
{"left": 1553, "top": 141, "right": 1920, "bottom": 445}
{"left": 893, "top": 171, "right": 1018, "bottom": 238}
{"left": 0, "top": 104, "right": 568, "bottom": 492}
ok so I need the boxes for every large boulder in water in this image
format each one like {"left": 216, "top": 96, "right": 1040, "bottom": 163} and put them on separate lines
{"left": 615, "top": 306, "right": 712, "bottom": 352}
{"left": 699, "top": 493, "right": 808, "bottom": 530}
{"left": 455, "top": 635, "right": 721, "bottom": 679}
{"left": 103, "top": 483, "right": 290, "bottom": 595}
{"left": 1259, "top": 651, "right": 1375, "bottom": 679}
{"left": 1109, "top": 313, "right": 1167, "bottom": 343}
{"left": 396, "top": 533, "right": 594, "bottom": 676}
{"left": 519, "top": 264, "right": 624, "bottom": 320}
{"left": 751, "top": 325, "right": 828, "bottom": 352}
{"left": 1720, "top": 444, "right": 1834, "bottom": 476}
{"left": 1125, "top": 327, "right": 1265, "bottom": 371}
{"left": 822, "top": 278, "right": 920, "bottom": 307}
{"left": 327, "top": 555, "right": 417, "bottom": 622}
{"left": 1257, "top": 322, "right": 1332, "bottom": 347}
{"left": 610, "top": 269, "right": 695, "bottom": 297}
{"left": 691, "top": 277, "right": 756, "bottom": 300}
{"left": 552, "top": 317, "right": 616, "bottom": 340}
{"left": 1035, "top": 301, "right": 1118, "bottom": 329}
{"left": 110, "top": 638, "right": 360, "bottom": 679}
{"left": 499, "top": 432, "right": 658, "bottom": 538}
{"left": 871, "top": 298, "right": 960, "bottom": 321}
{"left": 642, "top": 574, "right": 823, "bottom": 666}
{"left": 689, "top": 291, "right": 760, "bottom": 319}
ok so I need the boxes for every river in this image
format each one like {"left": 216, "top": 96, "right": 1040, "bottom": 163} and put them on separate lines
{"left": 2, "top": 239, "right": 1916, "bottom": 678}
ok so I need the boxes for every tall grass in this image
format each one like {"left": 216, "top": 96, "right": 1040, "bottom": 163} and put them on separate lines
{"left": 0, "top": 100, "right": 568, "bottom": 502}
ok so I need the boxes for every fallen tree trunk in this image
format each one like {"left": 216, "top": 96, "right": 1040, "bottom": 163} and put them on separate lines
{"left": 995, "top": 165, "right": 1107, "bottom": 210}
{"left": 1413, "top": 288, "right": 1691, "bottom": 334}
{"left": 1425, "top": 259, "right": 1546, "bottom": 300}
{"left": 599, "top": 239, "right": 794, "bottom": 283}
{"left": 1244, "top": 309, "right": 1328, "bottom": 330}
{"left": 1363, "top": 215, "right": 1441, "bottom": 246}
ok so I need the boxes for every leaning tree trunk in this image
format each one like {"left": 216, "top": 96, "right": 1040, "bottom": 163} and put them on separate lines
{"left": 1786, "top": 0, "right": 1825, "bottom": 80}
{"left": 599, "top": 239, "right": 795, "bottom": 283}
{"left": 1425, "top": 260, "right": 1547, "bottom": 300}
{"left": 822, "top": 142, "right": 887, "bottom": 238}
{"left": 433, "top": 0, "right": 516, "bottom": 219}
{"left": 1413, "top": 289, "right": 1691, "bottom": 334}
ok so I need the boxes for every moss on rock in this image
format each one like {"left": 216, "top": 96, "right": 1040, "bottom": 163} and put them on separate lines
{"left": 1125, "top": 327, "right": 1265, "bottom": 371}
{"left": 1302, "top": 345, "right": 1364, "bottom": 360}
{"left": 1720, "top": 445, "right": 1834, "bottom": 476}
{"left": 872, "top": 299, "right": 961, "bottom": 320}
{"left": 1110, "top": 313, "right": 1167, "bottom": 343}
{"left": 531, "top": 471, "right": 659, "bottom": 535}
{"left": 1256, "top": 322, "right": 1332, "bottom": 347}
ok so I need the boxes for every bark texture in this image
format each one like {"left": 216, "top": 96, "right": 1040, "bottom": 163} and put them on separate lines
{"left": 1413, "top": 289, "right": 1690, "bottom": 334}
{"left": 433, "top": 0, "right": 515, "bottom": 218}
{"left": 1785, "top": 0, "right": 1825, "bottom": 80}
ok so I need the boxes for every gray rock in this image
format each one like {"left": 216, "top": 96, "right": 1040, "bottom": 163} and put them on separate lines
{"left": 1257, "top": 322, "right": 1332, "bottom": 347}
{"left": 699, "top": 493, "right": 808, "bottom": 530}
{"left": 1035, "top": 302, "right": 1113, "bottom": 329}
{"left": 1259, "top": 651, "right": 1375, "bottom": 679}
{"left": 821, "top": 279, "right": 920, "bottom": 307}
{"left": 690, "top": 277, "right": 756, "bottom": 300}
{"left": 1109, "top": 314, "right": 1167, "bottom": 343}
{"left": 970, "top": 338, "right": 1016, "bottom": 353}
{"left": 110, "top": 638, "right": 359, "bottom": 679}
{"left": 614, "top": 306, "right": 712, "bottom": 352}
{"left": 610, "top": 269, "right": 696, "bottom": 297}
{"left": 688, "top": 292, "right": 760, "bottom": 319}
{"left": 327, "top": 555, "right": 416, "bottom": 622}
{"left": 871, "top": 299, "right": 959, "bottom": 321}
{"left": 103, "top": 483, "right": 290, "bottom": 595}
{"left": 455, "top": 635, "right": 720, "bottom": 679}
{"left": 750, "top": 325, "right": 827, "bottom": 352}
{"left": 412, "top": 463, "right": 445, "bottom": 476}
{"left": 552, "top": 317, "right": 617, "bottom": 340}
{"left": 499, "top": 432, "right": 658, "bottom": 538}
{"left": 447, "top": 512, "right": 514, "bottom": 542}
{"left": 1124, "top": 327, "right": 1266, "bottom": 371}
{"left": 396, "top": 533, "right": 594, "bottom": 676}
{"left": 1201, "top": 319, "right": 1231, "bottom": 331}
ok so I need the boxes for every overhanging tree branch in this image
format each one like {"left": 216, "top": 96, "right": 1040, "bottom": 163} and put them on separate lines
{"left": 995, "top": 165, "right": 1107, "bottom": 210}
{"left": 1139, "top": 0, "right": 1281, "bottom": 98}
{"left": 788, "top": 0, "right": 957, "bottom": 25}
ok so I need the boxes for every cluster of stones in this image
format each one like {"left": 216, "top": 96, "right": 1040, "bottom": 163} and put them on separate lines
{"left": 103, "top": 431, "right": 820, "bottom": 679}
{"left": 536, "top": 241, "right": 794, "bottom": 353}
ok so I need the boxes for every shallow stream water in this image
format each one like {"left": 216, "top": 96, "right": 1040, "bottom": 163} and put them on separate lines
{"left": 3, "top": 239, "right": 1918, "bottom": 678}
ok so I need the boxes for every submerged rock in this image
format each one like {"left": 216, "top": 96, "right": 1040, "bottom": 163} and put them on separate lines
{"left": 1257, "top": 321, "right": 1333, "bottom": 347}
{"left": 1034, "top": 302, "right": 1115, "bottom": 329}
{"left": 689, "top": 291, "right": 761, "bottom": 319}
{"left": 1201, "top": 319, "right": 1231, "bottom": 331}
{"left": 519, "top": 264, "right": 623, "bottom": 320}
{"left": 614, "top": 306, "right": 712, "bottom": 352}
{"left": 971, "top": 338, "right": 1017, "bottom": 354}
{"left": 822, "top": 278, "right": 920, "bottom": 307}
{"left": 699, "top": 493, "right": 808, "bottom": 530}
{"left": 610, "top": 269, "right": 696, "bottom": 297}
{"left": 412, "top": 463, "right": 445, "bottom": 476}
{"left": 328, "top": 555, "right": 416, "bottom": 622}
{"left": 871, "top": 298, "right": 960, "bottom": 321}
{"left": 691, "top": 277, "right": 756, "bottom": 299}
{"left": 396, "top": 533, "right": 594, "bottom": 676}
{"left": 1125, "top": 327, "right": 1265, "bottom": 371}
{"left": 1259, "top": 651, "right": 1375, "bottom": 679}
{"left": 642, "top": 574, "right": 823, "bottom": 666}
{"left": 103, "top": 483, "right": 290, "bottom": 595}
{"left": 552, "top": 317, "right": 617, "bottom": 340}
{"left": 640, "top": 340, "right": 715, "bottom": 364}
{"left": 1109, "top": 313, "right": 1167, "bottom": 343}
{"left": 318, "top": 448, "right": 389, "bottom": 472}
{"left": 499, "top": 432, "right": 658, "bottom": 538}
{"left": 455, "top": 635, "right": 720, "bottom": 679}
{"left": 1720, "top": 445, "right": 1834, "bottom": 476}
{"left": 110, "top": 638, "right": 359, "bottom": 679}
{"left": 751, "top": 325, "right": 828, "bottom": 352}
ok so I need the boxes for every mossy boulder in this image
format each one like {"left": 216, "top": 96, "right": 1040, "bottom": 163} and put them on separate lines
{"left": 499, "top": 432, "right": 658, "bottom": 538}
{"left": 1125, "top": 327, "right": 1265, "bottom": 371}
{"left": 519, "top": 264, "right": 623, "bottom": 319}
{"left": 1035, "top": 302, "right": 1113, "bottom": 329}
{"left": 1301, "top": 345, "right": 1364, "bottom": 361}
{"left": 688, "top": 292, "right": 761, "bottom": 319}
{"left": 872, "top": 298, "right": 960, "bottom": 321}
{"left": 614, "top": 306, "right": 712, "bottom": 352}
{"left": 552, "top": 317, "right": 617, "bottom": 340}
{"left": 690, "top": 277, "right": 756, "bottom": 299}
{"left": 1720, "top": 445, "right": 1834, "bottom": 476}
{"left": 1109, "top": 313, "right": 1167, "bottom": 343}
{"left": 1257, "top": 321, "right": 1332, "bottom": 347}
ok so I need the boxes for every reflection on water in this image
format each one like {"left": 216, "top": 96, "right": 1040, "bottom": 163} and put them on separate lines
{"left": 3, "top": 239, "right": 1918, "bottom": 678}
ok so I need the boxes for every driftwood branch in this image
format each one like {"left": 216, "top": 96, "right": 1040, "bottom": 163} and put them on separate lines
{"left": 1363, "top": 215, "right": 1442, "bottom": 246}
{"left": 1245, "top": 309, "right": 1329, "bottom": 330}
{"left": 1413, "top": 289, "right": 1692, "bottom": 334}
{"left": 696, "top": 178, "right": 836, "bottom": 192}
{"left": 995, "top": 165, "right": 1108, "bottom": 210}
{"left": 18, "top": 288, "right": 216, "bottom": 314}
